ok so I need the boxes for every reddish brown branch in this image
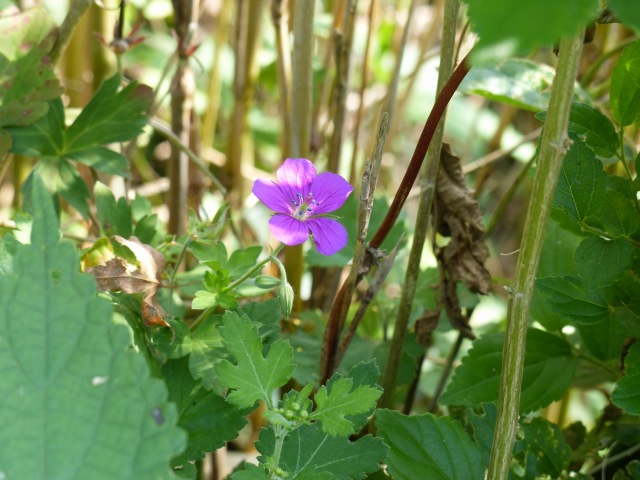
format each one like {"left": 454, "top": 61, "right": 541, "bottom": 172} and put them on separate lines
{"left": 319, "top": 50, "right": 472, "bottom": 384}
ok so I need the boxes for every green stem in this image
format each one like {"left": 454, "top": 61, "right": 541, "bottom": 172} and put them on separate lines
{"left": 49, "top": 0, "right": 93, "bottom": 65}
{"left": 268, "top": 425, "right": 289, "bottom": 479}
{"left": 223, "top": 244, "right": 285, "bottom": 293}
{"left": 486, "top": 32, "right": 584, "bottom": 480}
{"left": 379, "top": 0, "right": 460, "bottom": 409}
{"left": 285, "top": 0, "right": 315, "bottom": 313}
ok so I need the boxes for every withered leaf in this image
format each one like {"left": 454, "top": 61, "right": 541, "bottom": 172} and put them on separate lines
{"left": 434, "top": 144, "right": 491, "bottom": 339}
{"left": 85, "top": 236, "right": 168, "bottom": 327}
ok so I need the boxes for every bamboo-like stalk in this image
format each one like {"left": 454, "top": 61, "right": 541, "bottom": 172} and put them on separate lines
{"left": 168, "top": 0, "right": 198, "bottom": 235}
{"left": 50, "top": 0, "right": 94, "bottom": 65}
{"left": 285, "top": 0, "right": 316, "bottom": 313}
{"left": 271, "top": 0, "right": 293, "bottom": 155}
{"left": 487, "top": 32, "right": 584, "bottom": 480}
{"left": 327, "top": 0, "right": 357, "bottom": 173}
{"left": 379, "top": 0, "right": 459, "bottom": 409}
{"left": 202, "top": 0, "right": 233, "bottom": 149}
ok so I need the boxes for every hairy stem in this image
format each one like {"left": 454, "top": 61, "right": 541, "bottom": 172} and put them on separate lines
{"left": 379, "top": 0, "right": 459, "bottom": 409}
{"left": 487, "top": 32, "right": 584, "bottom": 480}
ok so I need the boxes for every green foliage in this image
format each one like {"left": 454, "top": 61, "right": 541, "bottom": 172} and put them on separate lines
{"left": 608, "top": 0, "right": 640, "bottom": 34}
{"left": 0, "top": 175, "right": 185, "bottom": 479}
{"left": 464, "top": 0, "right": 599, "bottom": 64}
{"left": 612, "top": 342, "right": 640, "bottom": 415}
{"left": 214, "top": 312, "right": 295, "bottom": 409}
{"left": 376, "top": 409, "right": 484, "bottom": 480}
{"left": 610, "top": 39, "right": 640, "bottom": 127}
{"left": 440, "top": 329, "right": 579, "bottom": 413}
{"left": 513, "top": 418, "right": 572, "bottom": 479}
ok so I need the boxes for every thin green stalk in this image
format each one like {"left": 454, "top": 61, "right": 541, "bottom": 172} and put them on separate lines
{"left": 269, "top": 425, "right": 289, "bottom": 479}
{"left": 285, "top": 0, "right": 316, "bottom": 313}
{"left": 271, "top": 0, "right": 293, "bottom": 155}
{"left": 487, "top": 32, "right": 584, "bottom": 480}
{"left": 49, "top": 0, "right": 93, "bottom": 65}
{"left": 224, "top": 244, "right": 285, "bottom": 292}
{"left": 379, "top": 0, "right": 459, "bottom": 409}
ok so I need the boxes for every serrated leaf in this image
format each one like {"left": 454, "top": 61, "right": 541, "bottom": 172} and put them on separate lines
{"left": 612, "top": 342, "right": 640, "bottom": 415}
{"left": 576, "top": 320, "right": 633, "bottom": 363}
{"left": 466, "top": 404, "right": 498, "bottom": 468}
{"left": 462, "top": 59, "right": 587, "bottom": 112}
{"left": 229, "top": 464, "right": 271, "bottom": 480}
{"left": 214, "top": 312, "right": 295, "bottom": 408}
{"left": 592, "top": 175, "right": 640, "bottom": 237}
{"left": 553, "top": 137, "right": 607, "bottom": 223}
{"left": 9, "top": 97, "right": 65, "bottom": 156}
{"left": 95, "top": 182, "right": 132, "bottom": 237}
{"left": 440, "top": 329, "right": 578, "bottom": 413}
{"left": 514, "top": 417, "right": 572, "bottom": 478}
{"left": 65, "top": 74, "right": 152, "bottom": 151}
{"left": 537, "top": 103, "right": 619, "bottom": 158}
{"left": 609, "top": 0, "right": 640, "bottom": 34}
{"left": 237, "top": 298, "right": 283, "bottom": 342}
{"left": 376, "top": 409, "right": 483, "bottom": 480}
{"left": 311, "top": 376, "right": 381, "bottom": 436}
{"left": 162, "top": 357, "right": 247, "bottom": 465}
{"left": 257, "top": 423, "right": 388, "bottom": 480}
{"left": 575, "top": 236, "right": 634, "bottom": 288}
{"left": 465, "top": 0, "right": 599, "bottom": 65}
{"left": 537, "top": 275, "right": 611, "bottom": 323}
{"left": 611, "top": 39, "right": 640, "bottom": 126}
{"left": 0, "top": 8, "right": 62, "bottom": 127}
{"left": 0, "top": 174, "right": 186, "bottom": 479}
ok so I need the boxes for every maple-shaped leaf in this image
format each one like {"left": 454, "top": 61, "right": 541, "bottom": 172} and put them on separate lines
{"left": 311, "top": 375, "right": 382, "bottom": 436}
{"left": 214, "top": 312, "right": 295, "bottom": 409}
{"left": 85, "top": 235, "right": 168, "bottom": 327}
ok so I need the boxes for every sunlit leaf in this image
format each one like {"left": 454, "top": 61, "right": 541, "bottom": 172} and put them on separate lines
{"left": 610, "top": 39, "right": 640, "bottom": 126}
{"left": 608, "top": 0, "right": 640, "bottom": 34}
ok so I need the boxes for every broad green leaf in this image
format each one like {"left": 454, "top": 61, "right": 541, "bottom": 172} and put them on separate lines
{"left": 95, "top": 182, "right": 133, "bottom": 238}
{"left": 311, "top": 376, "right": 381, "bottom": 436}
{"left": 0, "top": 233, "right": 17, "bottom": 275}
{"left": 610, "top": 271, "right": 640, "bottom": 336}
{"left": 553, "top": 137, "right": 607, "bottom": 224}
{"left": 440, "top": 329, "right": 578, "bottom": 413}
{"left": 462, "top": 60, "right": 589, "bottom": 112}
{"left": 530, "top": 217, "right": 584, "bottom": 331}
{"left": 465, "top": 0, "right": 599, "bottom": 64}
{"left": 237, "top": 298, "right": 283, "bottom": 343}
{"left": 227, "top": 245, "right": 262, "bottom": 279}
{"left": 612, "top": 342, "right": 640, "bottom": 415}
{"left": 514, "top": 418, "right": 572, "bottom": 478}
{"left": 257, "top": 423, "right": 389, "bottom": 480}
{"left": 229, "top": 464, "right": 271, "bottom": 480}
{"left": 65, "top": 74, "right": 152, "bottom": 151}
{"left": 466, "top": 404, "right": 498, "bottom": 468}
{"left": 376, "top": 409, "right": 483, "bottom": 480}
{"left": 0, "top": 174, "right": 186, "bottom": 479}
{"left": 592, "top": 175, "right": 640, "bottom": 238}
{"left": 537, "top": 275, "right": 611, "bottom": 324}
{"left": 8, "top": 97, "right": 65, "bottom": 156}
{"left": 611, "top": 39, "right": 640, "bottom": 126}
{"left": 214, "top": 312, "right": 295, "bottom": 408}
{"left": 67, "top": 146, "right": 130, "bottom": 177}
{"left": 536, "top": 103, "right": 619, "bottom": 158}
{"left": 162, "top": 358, "right": 247, "bottom": 465}
{"left": 0, "top": 7, "right": 62, "bottom": 127}
{"left": 610, "top": 0, "right": 640, "bottom": 34}
{"left": 575, "top": 236, "right": 634, "bottom": 288}
{"left": 577, "top": 320, "right": 633, "bottom": 363}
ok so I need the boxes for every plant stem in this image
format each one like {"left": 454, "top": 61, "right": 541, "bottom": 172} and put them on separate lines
{"left": 379, "top": 0, "right": 459, "bottom": 409}
{"left": 269, "top": 425, "right": 289, "bottom": 479}
{"left": 271, "top": 0, "right": 293, "bottom": 155}
{"left": 487, "top": 32, "right": 584, "bottom": 480}
{"left": 285, "top": 0, "right": 316, "bottom": 313}
{"left": 224, "top": 244, "right": 285, "bottom": 293}
{"left": 50, "top": 0, "right": 93, "bottom": 65}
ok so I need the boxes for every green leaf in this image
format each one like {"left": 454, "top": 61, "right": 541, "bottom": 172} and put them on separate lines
{"left": 257, "top": 423, "right": 389, "bottom": 480}
{"left": 229, "top": 464, "right": 271, "bottom": 480}
{"left": 611, "top": 39, "right": 640, "bottom": 126}
{"left": 227, "top": 245, "right": 262, "bottom": 279}
{"left": 462, "top": 60, "right": 588, "bottom": 112}
{"left": 65, "top": 74, "right": 152, "bottom": 151}
{"left": 0, "top": 174, "right": 186, "bottom": 479}
{"left": 376, "top": 409, "right": 483, "bottom": 480}
{"left": 514, "top": 417, "right": 572, "bottom": 478}
{"left": 95, "top": 182, "right": 133, "bottom": 237}
{"left": 536, "top": 103, "right": 619, "bottom": 158}
{"left": 609, "top": 1, "right": 640, "bottom": 34}
{"left": 537, "top": 275, "right": 611, "bottom": 324}
{"left": 612, "top": 342, "right": 640, "bottom": 415}
{"left": 237, "top": 298, "right": 283, "bottom": 342}
{"left": 577, "top": 319, "right": 633, "bottom": 363}
{"left": 0, "top": 7, "right": 62, "bottom": 127}
{"left": 162, "top": 357, "right": 247, "bottom": 464}
{"left": 553, "top": 137, "right": 607, "bottom": 224}
{"left": 592, "top": 175, "right": 640, "bottom": 238}
{"left": 311, "top": 376, "right": 381, "bottom": 436}
{"left": 214, "top": 312, "right": 295, "bottom": 408}
{"left": 466, "top": 404, "right": 498, "bottom": 469}
{"left": 465, "top": 0, "right": 599, "bottom": 64}
{"left": 576, "top": 236, "right": 634, "bottom": 287}
{"left": 67, "top": 146, "right": 130, "bottom": 177}
{"left": 8, "top": 97, "right": 65, "bottom": 156}
{"left": 440, "top": 329, "right": 579, "bottom": 413}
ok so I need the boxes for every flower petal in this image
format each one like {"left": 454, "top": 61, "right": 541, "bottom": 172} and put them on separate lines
{"left": 269, "top": 214, "right": 309, "bottom": 246}
{"left": 252, "top": 179, "right": 293, "bottom": 214}
{"left": 310, "top": 172, "right": 354, "bottom": 214}
{"left": 307, "top": 217, "right": 349, "bottom": 256}
{"left": 276, "top": 158, "right": 316, "bottom": 204}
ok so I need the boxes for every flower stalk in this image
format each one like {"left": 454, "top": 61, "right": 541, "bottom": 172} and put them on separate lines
{"left": 487, "top": 32, "right": 585, "bottom": 480}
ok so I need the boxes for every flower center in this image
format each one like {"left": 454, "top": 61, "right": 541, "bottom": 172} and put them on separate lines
{"left": 291, "top": 192, "right": 319, "bottom": 219}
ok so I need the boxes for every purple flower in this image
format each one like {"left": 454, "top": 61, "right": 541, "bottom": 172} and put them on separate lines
{"left": 252, "top": 158, "right": 354, "bottom": 256}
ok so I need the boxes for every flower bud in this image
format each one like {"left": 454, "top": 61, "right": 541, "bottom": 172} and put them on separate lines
{"left": 278, "top": 282, "right": 294, "bottom": 319}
